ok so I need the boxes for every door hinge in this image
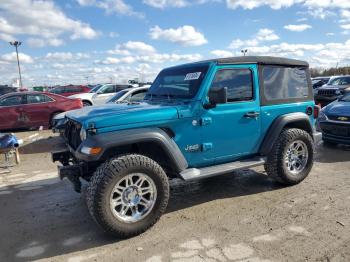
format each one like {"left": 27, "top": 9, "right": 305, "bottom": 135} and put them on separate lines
{"left": 202, "top": 143, "right": 213, "bottom": 151}
{"left": 201, "top": 117, "right": 212, "bottom": 126}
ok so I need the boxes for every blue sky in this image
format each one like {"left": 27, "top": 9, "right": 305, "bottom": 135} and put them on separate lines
{"left": 1, "top": 0, "right": 350, "bottom": 86}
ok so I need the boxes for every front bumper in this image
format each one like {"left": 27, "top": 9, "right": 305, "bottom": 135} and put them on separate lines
{"left": 52, "top": 150, "right": 86, "bottom": 193}
{"left": 319, "top": 121, "right": 350, "bottom": 145}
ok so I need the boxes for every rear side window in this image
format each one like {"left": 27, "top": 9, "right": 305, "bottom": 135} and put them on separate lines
{"left": 27, "top": 94, "right": 53, "bottom": 104}
{"left": 262, "top": 66, "right": 309, "bottom": 103}
{"left": 210, "top": 69, "right": 253, "bottom": 102}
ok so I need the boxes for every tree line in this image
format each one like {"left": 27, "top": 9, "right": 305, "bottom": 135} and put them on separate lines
{"left": 310, "top": 66, "right": 350, "bottom": 77}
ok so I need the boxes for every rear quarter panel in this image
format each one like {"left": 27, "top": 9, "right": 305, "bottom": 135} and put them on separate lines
{"left": 260, "top": 101, "right": 316, "bottom": 139}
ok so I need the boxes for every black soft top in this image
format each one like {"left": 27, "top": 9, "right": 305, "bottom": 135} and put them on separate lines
{"left": 199, "top": 56, "right": 309, "bottom": 67}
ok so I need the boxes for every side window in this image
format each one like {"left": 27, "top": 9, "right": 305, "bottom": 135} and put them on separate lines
{"left": 0, "top": 95, "right": 23, "bottom": 106}
{"left": 27, "top": 94, "right": 53, "bottom": 104}
{"left": 210, "top": 69, "right": 253, "bottom": 102}
{"left": 129, "top": 90, "right": 147, "bottom": 102}
{"left": 101, "top": 85, "right": 115, "bottom": 94}
{"left": 262, "top": 66, "right": 309, "bottom": 101}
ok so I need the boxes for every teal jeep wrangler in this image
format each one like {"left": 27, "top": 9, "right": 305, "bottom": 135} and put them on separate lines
{"left": 52, "top": 56, "right": 318, "bottom": 238}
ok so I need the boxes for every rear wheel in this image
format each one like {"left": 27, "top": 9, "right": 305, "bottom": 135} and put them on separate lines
{"left": 265, "top": 128, "right": 314, "bottom": 185}
{"left": 86, "top": 154, "right": 169, "bottom": 238}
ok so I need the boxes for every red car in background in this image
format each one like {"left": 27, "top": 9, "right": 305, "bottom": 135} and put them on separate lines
{"left": 49, "top": 85, "right": 90, "bottom": 97}
{"left": 0, "top": 92, "right": 83, "bottom": 131}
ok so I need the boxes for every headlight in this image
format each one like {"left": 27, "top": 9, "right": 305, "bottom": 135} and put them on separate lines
{"left": 80, "top": 127, "right": 87, "bottom": 141}
{"left": 318, "top": 110, "right": 328, "bottom": 121}
{"left": 335, "top": 89, "right": 341, "bottom": 95}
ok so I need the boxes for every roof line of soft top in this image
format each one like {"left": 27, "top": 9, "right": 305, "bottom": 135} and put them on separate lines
{"left": 199, "top": 56, "right": 309, "bottom": 67}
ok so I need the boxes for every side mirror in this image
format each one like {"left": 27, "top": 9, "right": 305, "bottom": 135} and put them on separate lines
{"left": 204, "top": 86, "right": 227, "bottom": 109}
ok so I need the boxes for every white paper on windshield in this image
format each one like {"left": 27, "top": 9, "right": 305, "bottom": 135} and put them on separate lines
{"left": 184, "top": 72, "right": 201, "bottom": 81}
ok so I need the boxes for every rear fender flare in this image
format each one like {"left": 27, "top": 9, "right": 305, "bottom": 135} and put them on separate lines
{"left": 259, "top": 112, "right": 313, "bottom": 155}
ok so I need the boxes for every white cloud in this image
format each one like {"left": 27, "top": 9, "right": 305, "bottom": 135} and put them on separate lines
{"left": 340, "top": 24, "right": 350, "bottom": 30}
{"left": 45, "top": 52, "right": 90, "bottom": 61}
{"left": 226, "top": 0, "right": 301, "bottom": 10}
{"left": 284, "top": 24, "right": 312, "bottom": 32}
{"left": 76, "top": 0, "right": 143, "bottom": 17}
{"left": 100, "top": 52, "right": 202, "bottom": 64}
{"left": 27, "top": 38, "right": 64, "bottom": 48}
{"left": 210, "top": 50, "right": 234, "bottom": 57}
{"left": 143, "top": 0, "right": 218, "bottom": 8}
{"left": 0, "top": 0, "right": 98, "bottom": 43}
{"left": 108, "top": 32, "right": 119, "bottom": 38}
{"left": 256, "top": 28, "right": 279, "bottom": 41}
{"left": 226, "top": 0, "right": 350, "bottom": 10}
{"left": 143, "top": 0, "right": 188, "bottom": 8}
{"left": 229, "top": 28, "right": 278, "bottom": 49}
{"left": 1, "top": 52, "right": 33, "bottom": 63}
{"left": 150, "top": 25, "right": 208, "bottom": 46}
{"left": 122, "top": 41, "right": 156, "bottom": 54}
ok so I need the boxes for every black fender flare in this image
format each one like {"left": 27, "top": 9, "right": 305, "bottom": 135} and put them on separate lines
{"left": 74, "top": 127, "right": 188, "bottom": 173}
{"left": 259, "top": 112, "right": 314, "bottom": 156}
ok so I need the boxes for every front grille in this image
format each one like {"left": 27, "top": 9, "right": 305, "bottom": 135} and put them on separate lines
{"left": 317, "top": 89, "right": 337, "bottom": 96}
{"left": 64, "top": 119, "right": 82, "bottom": 150}
{"left": 320, "top": 122, "right": 350, "bottom": 137}
{"left": 328, "top": 115, "right": 350, "bottom": 122}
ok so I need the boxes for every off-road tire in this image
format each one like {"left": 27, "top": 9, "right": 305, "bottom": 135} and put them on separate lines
{"left": 265, "top": 128, "right": 314, "bottom": 185}
{"left": 86, "top": 154, "right": 169, "bottom": 238}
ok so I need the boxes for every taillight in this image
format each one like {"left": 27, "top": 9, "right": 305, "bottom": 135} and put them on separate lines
{"left": 314, "top": 105, "right": 320, "bottom": 118}
{"left": 78, "top": 99, "right": 83, "bottom": 107}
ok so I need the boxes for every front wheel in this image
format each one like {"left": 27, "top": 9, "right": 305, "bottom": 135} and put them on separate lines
{"left": 265, "top": 128, "right": 314, "bottom": 185}
{"left": 86, "top": 154, "right": 169, "bottom": 238}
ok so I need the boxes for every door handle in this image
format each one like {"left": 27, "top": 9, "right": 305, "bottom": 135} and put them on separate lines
{"left": 244, "top": 111, "right": 260, "bottom": 119}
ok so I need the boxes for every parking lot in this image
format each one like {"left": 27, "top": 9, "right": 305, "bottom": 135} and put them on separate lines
{"left": 0, "top": 130, "right": 348, "bottom": 262}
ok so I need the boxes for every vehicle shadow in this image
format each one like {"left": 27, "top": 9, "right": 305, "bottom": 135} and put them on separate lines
{"left": 314, "top": 142, "right": 350, "bottom": 164}
{"left": 0, "top": 169, "right": 281, "bottom": 262}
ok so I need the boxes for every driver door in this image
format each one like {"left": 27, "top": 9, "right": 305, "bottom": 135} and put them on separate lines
{"left": 200, "top": 65, "right": 262, "bottom": 164}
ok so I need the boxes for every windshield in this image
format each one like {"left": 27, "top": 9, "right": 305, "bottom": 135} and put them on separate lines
{"left": 145, "top": 65, "right": 209, "bottom": 100}
{"left": 107, "top": 90, "right": 128, "bottom": 103}
{"left": 340, "top": 93, "right": 350, "bottom": 102}
{"left": 328, "top": 77, "right": 350, "bottom": 86}
{"left": 89, "top": 84, "right": 102, "bottom": 93}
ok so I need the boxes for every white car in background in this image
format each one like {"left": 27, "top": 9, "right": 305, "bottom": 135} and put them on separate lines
{"left": 52, "top": 86, "right": 150, "bottom": 133}
{"left": 68, "top": 83, "right": 134, "bottom": 106}
{"left": 106, "top": 86, "right": 150, "bottom": 104}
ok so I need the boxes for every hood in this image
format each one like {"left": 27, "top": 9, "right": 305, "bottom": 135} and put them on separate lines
{"left": 66, "top": 102, "right": 179, "bottom": 129}
{"left": 320, "top": 84, "right": 350, "bottom": 90}
{"left": 68, "top": 93, "right": 94, "bottom": 99}
{"left": 324, "top": 100, "right": 350, "bottom": 117}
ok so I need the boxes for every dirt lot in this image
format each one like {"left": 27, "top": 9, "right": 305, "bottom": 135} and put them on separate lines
{"left": 0, "top": 130, "right": 349, "bottom": 262}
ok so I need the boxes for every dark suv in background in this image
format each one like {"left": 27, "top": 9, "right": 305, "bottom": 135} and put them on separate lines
{"left": 315, "top": 76, "right": 350, "bottom": 105}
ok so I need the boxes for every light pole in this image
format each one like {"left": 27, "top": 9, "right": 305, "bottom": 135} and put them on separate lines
{"left": 241, "top": 49, "right": 248, "bottom": 56}
{"left": 9, "top": 41, "right": 23, "bottom": 88}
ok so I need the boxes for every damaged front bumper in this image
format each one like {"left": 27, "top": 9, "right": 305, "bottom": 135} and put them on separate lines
{"left": 52, "top": 150, "right": 85, "bottom": 193}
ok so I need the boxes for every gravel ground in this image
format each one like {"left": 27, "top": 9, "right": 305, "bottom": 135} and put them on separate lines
{"left": 0, "top": 130, "right": 349, "bottom": 262}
